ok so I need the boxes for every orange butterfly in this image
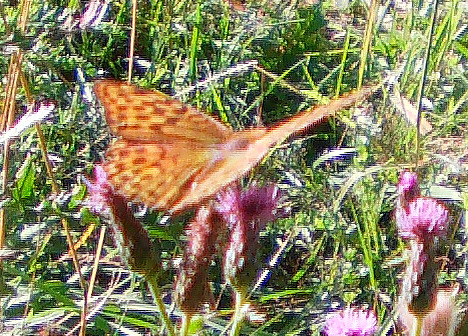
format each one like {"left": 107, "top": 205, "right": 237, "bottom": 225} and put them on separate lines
{"left": 94, "top": 80, "right": 374, "bottom": 213}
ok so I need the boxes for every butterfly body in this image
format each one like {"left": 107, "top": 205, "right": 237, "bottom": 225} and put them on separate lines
{"left": 95, "top": 80, "right": 374, "bottom": 213}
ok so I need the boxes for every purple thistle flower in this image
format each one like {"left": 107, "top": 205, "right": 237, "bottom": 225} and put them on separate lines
{"left": 397, "top": 171, "right": 420, "bottom": 209}
{"left": 395, "top": 197, "right": 449, "bottom": 241}
{"left": 395, "top": 197, "right": 449, "bottom": 316}
{"left": 83, "top": 165, "right": 113, "bottom": 214}
{"left": 239, "top": 184, "right": 280, "bottom": 225}
{"left": 215, "top": 184, "right": 280, "bottom": 230}
{"left": 323, "top": 308, "right": 378, "bottom": 336}
{"left": 175, "top": 183, "right": 281, "bottom": 311}
{"left": 216, "top": 184, "right": 280, "bottom": 294}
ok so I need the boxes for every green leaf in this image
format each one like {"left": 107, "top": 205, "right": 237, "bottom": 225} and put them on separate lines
{"left": 40, "top": 280, "right": 76, "bottom": 307}
{"left": 12, "top": 157, "right": 36, "bottom": 203}
{"left": 69, "top": 184, "right": 87, "bottom": 209}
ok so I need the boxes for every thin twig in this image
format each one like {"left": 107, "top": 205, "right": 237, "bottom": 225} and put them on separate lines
{"left": 358, "top": 0, "right": 378, "bottom": 88}
{"left": 415, "top": 0, "right": 439, "bottom": 167}
{"left": 87, "top": 225, "right": 106, "bottom": 303}
{"left": 127, "top": 0, "right": 137, "bottom": 83}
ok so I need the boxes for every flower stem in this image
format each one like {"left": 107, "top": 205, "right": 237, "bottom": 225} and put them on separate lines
{"left": 412, "top": 316, "right": 423, "bottom": 336}
{"left": 230, "top": 291, "right": 245, "bottom": 336}
{"left": 146, "top": 273, "right": 175, "bottom": 336}
{"left": 179, "top": 312, "right": 192, "bottom": 336}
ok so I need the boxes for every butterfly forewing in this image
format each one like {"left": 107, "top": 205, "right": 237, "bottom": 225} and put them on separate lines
{"left": 264, "top": 85, "right": 376, "bottom": 143}
{"left": 94, "top": 80, "right": 233, "bottom": 145}
{"left": 169, "top": 87, "right": 376, "bottom": 212}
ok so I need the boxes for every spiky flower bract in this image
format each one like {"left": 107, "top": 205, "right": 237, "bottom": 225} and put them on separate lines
{"left": 174, "top": 205, "right": 225, "bottom": 314}
{"left": 217, "top": 184, "right": 280, "bottom": 294}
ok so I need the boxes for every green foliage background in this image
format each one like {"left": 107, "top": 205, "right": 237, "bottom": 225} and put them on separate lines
{"left": 0, "top": 0, "right": 466, "bottom": 334}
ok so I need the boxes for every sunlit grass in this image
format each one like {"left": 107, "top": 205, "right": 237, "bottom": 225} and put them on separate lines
{"left": 0, "top": 0, "right": 466, "bottom": 334}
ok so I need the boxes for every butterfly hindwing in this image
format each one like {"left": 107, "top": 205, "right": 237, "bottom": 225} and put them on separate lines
{"left": 104, "top": 140, "right": 214, "bottom": 209}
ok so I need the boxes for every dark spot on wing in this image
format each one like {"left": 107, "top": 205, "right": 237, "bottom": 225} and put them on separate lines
{"left": 112, "top": 163, "right": 125, "bottom": 172}
{"left": 135, "top": 112, "right": 151, "bottom": 121}
{"left": 132, "top": 157, "right": 146, "bottom": 165}
{"left": 141, "top": 174, "right": 154, "bottom": 182}
{"left": 165, "top": 117, "right": 179, "bottom": 125}
{"left": 116, "top": 149, "right": 130, "bottom": 157}
{"left": 149, "top": 124, "right": 162, "bottom": 132}
{"left": 180, "top": 105, "right": 189, "bottom": 114}
{"left": 117, "top": 125, "right": 140, "bottom": 133}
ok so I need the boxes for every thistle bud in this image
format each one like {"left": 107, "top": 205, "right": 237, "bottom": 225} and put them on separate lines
{"left": 217, "top": 184, "right": 280, "bottom": 295}
{"left": 174, "top": 205, "right": 225, "bottom": 314}
{"left": 397, "top": 171, "right": 420, "bottom": 210}
{"left": 85, "top": 165, "right": 160, "bottom": 276}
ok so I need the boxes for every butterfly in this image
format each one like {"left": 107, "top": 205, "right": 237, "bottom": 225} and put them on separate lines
{"left": 94, "top": 80, "right": 374, "bottom": 213}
